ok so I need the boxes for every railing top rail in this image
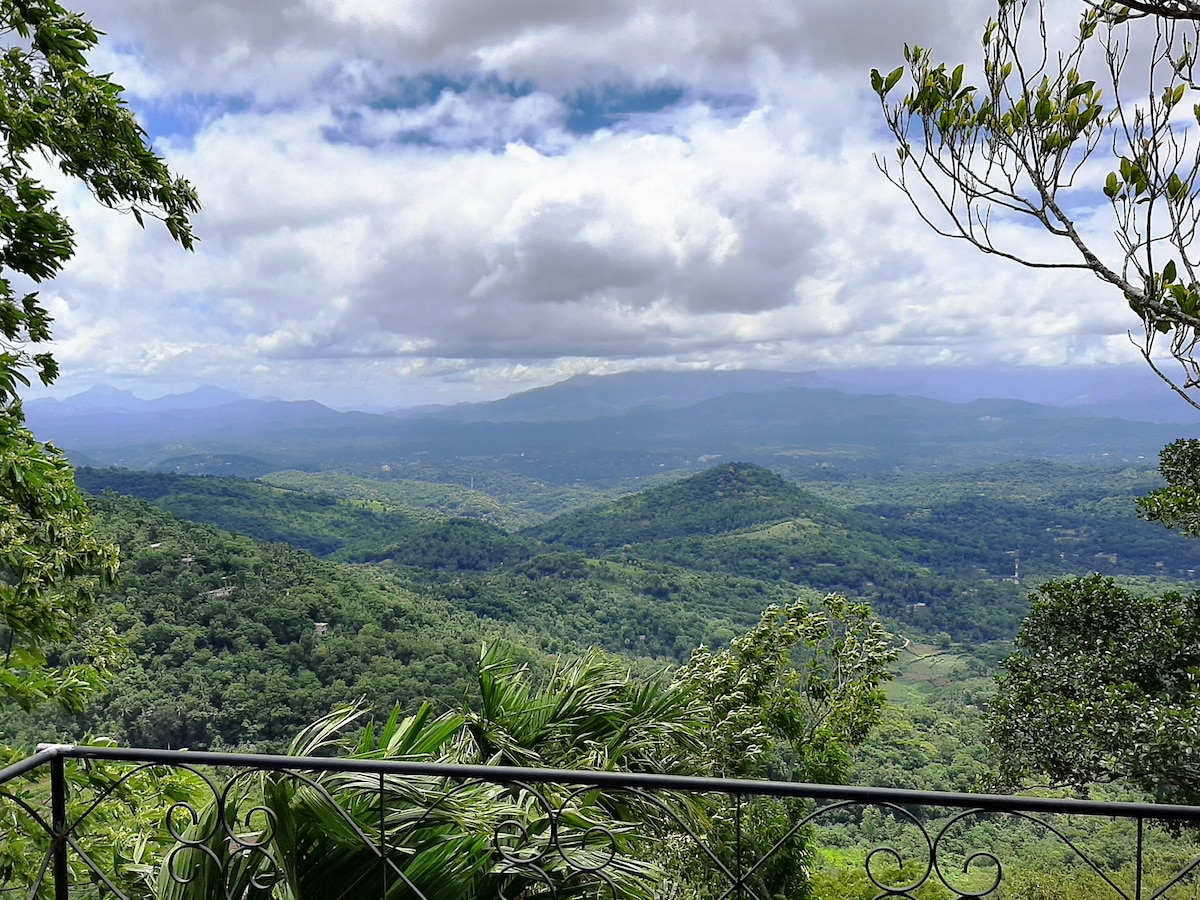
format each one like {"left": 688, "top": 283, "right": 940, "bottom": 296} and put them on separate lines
{"left": 3, "top": 742, "right": 1196, "bottom": 824}
{"left": 0, "top": 745, "right": 62, "bottom": 786}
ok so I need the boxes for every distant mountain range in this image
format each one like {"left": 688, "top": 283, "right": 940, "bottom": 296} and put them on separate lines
{"left": 43, "top": 384, "right": 250, "bottom": 412}
{"left": 22, "top": 368, "right": 1200, "bottom": 483}
{"left": 408, "top": 366, "right": 1200, "bottom": 425}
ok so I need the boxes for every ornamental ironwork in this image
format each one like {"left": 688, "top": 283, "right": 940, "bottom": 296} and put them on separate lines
{"left": 2, "top": 743, "right": 1200, "bottom": 898}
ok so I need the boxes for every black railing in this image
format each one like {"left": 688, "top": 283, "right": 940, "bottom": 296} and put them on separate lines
{"left": 4, "top": 742, "right": 1200, "bottom": 899}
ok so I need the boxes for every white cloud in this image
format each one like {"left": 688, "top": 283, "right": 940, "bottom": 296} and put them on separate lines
{"left": 81, "top": 0, "right": 982, "bottom": 96}
{"left": 21, "top": 0, "right": 1165, "bottom": 406}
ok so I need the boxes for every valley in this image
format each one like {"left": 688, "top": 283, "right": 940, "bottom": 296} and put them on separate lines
{"left": 13, "top": 370, "right": 1200, "bottom": 895}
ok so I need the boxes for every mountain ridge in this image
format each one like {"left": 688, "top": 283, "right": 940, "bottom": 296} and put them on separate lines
{"left": 22, "top": 372, "right": 1197, "bottom": 482}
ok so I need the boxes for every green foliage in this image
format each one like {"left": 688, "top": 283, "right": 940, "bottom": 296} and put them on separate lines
{"left": 0, "top": 0, "right": 196, "bottom": 716}
{"left": 464, "top": 644, "right": 704, "bottom": 773}
{"left": 657, "top": 597, "right": 896, "bottom": 900}
{"left": 522, "top": 459, "right": 1199, "bottom": 642}
{"left": 851, "top": 645, "right": 994, "bottom": 792}
{"left": 0, "top": 418, "right": 120, "bottom": 711}
{"left": 362, "top": 517, "right": 540, "bottom": 571}
{"left": 988, "top": 574, "right": 1200, "bottom": 803}
{"left": 1137, "top": 438, "right": 1200, "bottom": 535}
{"left": 875, "top": 0, "right": 1200, "bottom": 401}
{"left": 0, "top": 739, "right": 207, "bottom": 898}
{"left": 158, "top": 701, "right": 670, "bottom": 900}
{"left": 528, "top": 462, "right": 834, "bottom": 550}
{"left": 80, "top": 457, "right": 1200, "bottom": 669}
{"left": 0, "top": 2, "right": 201, "bottom": 888}
{"left": 373, "top": 463, "right": 642, "bottom": 523}
{"left": 19, "top": 451, "right": 1200, "bottom": 892}
{"left": 261, "top": 468, "right": 557, "bottom": 529}
{"left": 76, "top": 467, "right": 542, "bottom": 570}
{"left": 6, "top": 493, "right": 516, "bottom": 751}
{"left": 158, "top": 650, "right": 698, "bottom": 900}
{"left": 77, "top": 467, "right": 431, "bottom": 556}
{"left": 426, "top": 555, "right": 797, "bottom": 663}
{"left": 155, "top": 602, "right": 899, "bottom": 900}
{"left": 677, "top": 596, "right": 898, "bottom": 783}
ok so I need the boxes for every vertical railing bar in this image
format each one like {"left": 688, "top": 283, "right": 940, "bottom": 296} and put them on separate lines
{"left": 379, "top": 771, "right": 387, "bottom": 900}
{"left": 1136, "top": 817, "right": 1144, "bottom": 900}
{"left": 735, "top": 792, "right": 743, "bottom": 900}
{"left": 50, "top": 754, "right": 68, "bottom": 900}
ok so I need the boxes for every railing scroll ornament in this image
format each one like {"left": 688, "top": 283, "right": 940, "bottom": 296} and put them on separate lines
{"left": 0, "top": 744, "right": 1199, "bottom": 899}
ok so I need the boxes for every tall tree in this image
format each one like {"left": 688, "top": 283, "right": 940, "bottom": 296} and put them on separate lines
{"left": 675, "top": 595, "right": 897, "bottom": 785}
{"left": 663, "top": 596, "right": 897, "bottom": 900}
{"left": 873, "top": 0, "right": 1200, "bottom": 801}
{"left": 987, "top": 574, "right": 1200, "bottom": 804}
{"left": 872, "top": 0, "right": 1200, "bottom": 406}
{"left": 0, "top": 0, "right": 197, "bottom": 709}
{"left": 988, "top": 441, "right": 1200, "bottom": 799}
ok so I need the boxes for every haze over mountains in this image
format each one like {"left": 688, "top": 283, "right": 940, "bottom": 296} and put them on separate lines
{"left": 24, "top": 367, "right": 1200, "bottom": 481}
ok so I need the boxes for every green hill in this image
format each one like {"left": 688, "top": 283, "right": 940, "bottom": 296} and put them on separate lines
{"left": 5, "top": 493, "right": 537, "bottom": 752}
{"left": 525, "top": 462, "right": 836, "bottom": 550}
{"left": 10, "top": 492, "right": 792, "bottom": 750}
{"left": 74, "top": 467, "right": 540, "bottom": 571}
{"left": 520, "top": 459, "right": 1200, "bottom": 641}
{"left": 71, "top": 460, "right": 1200, "bottom": 647}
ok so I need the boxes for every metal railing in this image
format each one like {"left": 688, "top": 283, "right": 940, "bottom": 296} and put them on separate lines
{"left": 4, "top": 742, "right": 1200, "bottom": 899}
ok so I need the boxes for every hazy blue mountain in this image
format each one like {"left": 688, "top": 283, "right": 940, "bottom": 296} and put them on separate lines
{"left": 146, "top": 385, "right": 248, "bottom": 410}
{"left": 408, "top": 370, "right": 828, "bottom": 422}
{"left": 50, "top": 385, "right": 146, "bottom": 411}
{"left": 400, "top": 366, "right": 1200, "bottom": 426}
{"left": 810, "top": 365, "right": 1200, "bottom": 424}
{"left": 28, "top": 384, "right": 251, "bottom": 414}
{"left": 21, "top": 371, "right": 1199, "bottom": 483}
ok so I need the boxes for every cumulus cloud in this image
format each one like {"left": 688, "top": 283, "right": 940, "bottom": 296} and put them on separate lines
{"left": 83, "top": 0, "right": 981, "bottom": 96}
{"left": 25, "top": 0, "right": 1159, "bottom": 406}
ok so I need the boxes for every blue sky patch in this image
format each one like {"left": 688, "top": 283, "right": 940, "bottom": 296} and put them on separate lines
{"left": 563, "top": 83, "right": 687, "bottom": 134}
{"left": 132, "top": 93, "right": 253, "bottom": 147}
{"left": 318, "top": 74, "right": 751, "bottom": 152}
{"left": 322, "top": 72, "right": 558, "bottom": 152}
{"left": 364, "top": 73, "right": 534, "bottom": 111}
{"left": 700, "top": 92, "right": 759, "bottom": 120}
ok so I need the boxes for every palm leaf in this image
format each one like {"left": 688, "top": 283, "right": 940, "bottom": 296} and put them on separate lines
{"left": 153, "top": 645, "right": 715, "bottom": 900}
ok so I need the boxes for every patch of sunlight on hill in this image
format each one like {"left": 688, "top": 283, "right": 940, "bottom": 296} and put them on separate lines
{"left": 721, "top": 519, "right": 827, "bottom": 541}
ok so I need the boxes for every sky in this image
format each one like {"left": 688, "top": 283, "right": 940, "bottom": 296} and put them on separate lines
{"left": 24, "top": 0, "right": 1165, "bottom": 409}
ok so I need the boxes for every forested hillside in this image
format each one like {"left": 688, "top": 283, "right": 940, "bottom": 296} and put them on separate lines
{"left": 11, "top": 447, "right": 1199, "bottom": 897}
{"left": 76, "top": 459, "right": 1200, "bottom": 647}
{"left": 530, "top": 461, "right": 1199, "bottom": 639}
{"left": 9, "top": 493, "right": 528, "bottom": 750}
{"left": 26, "top": 455, "right": 1193, "bottom": 760}
{"left": 75, "top": 467, "right": 543, "bottom": 568}
{"left": 12, "top": 485, "right": 806, "bottom": 750}
{"left": 525, "top": 462, "right": 837, "bottom": 548}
